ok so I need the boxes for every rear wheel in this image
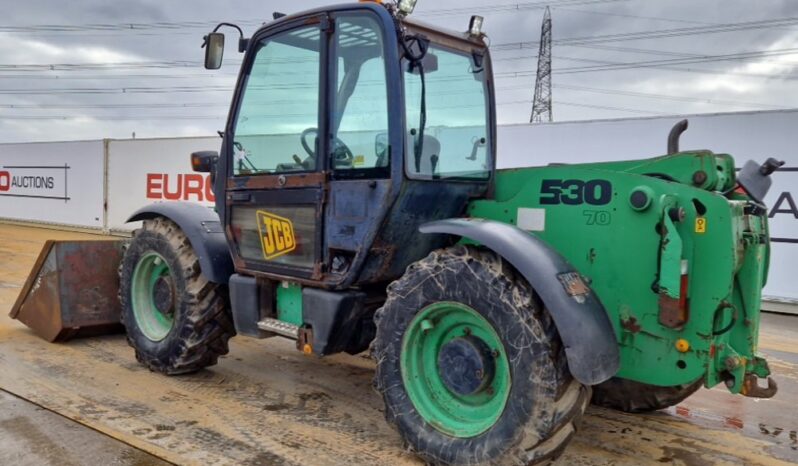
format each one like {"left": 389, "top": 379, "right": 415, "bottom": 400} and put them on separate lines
{"left": 119, "top": 217, "right": 234, "bottom": 375}
{"left": 591, "top": 377, "right": 703, "bottom": 413}
{"left": 373, "top": 246, "right": 589, "bottom": 466}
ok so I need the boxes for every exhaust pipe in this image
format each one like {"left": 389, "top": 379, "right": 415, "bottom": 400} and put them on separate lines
{"left": 667, "top": 119, "right": 689, "bottom": 155}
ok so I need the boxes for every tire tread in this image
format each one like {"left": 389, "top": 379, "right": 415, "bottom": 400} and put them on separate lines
{"left": 119, "top": 217, "right": 234, "bottom": 375}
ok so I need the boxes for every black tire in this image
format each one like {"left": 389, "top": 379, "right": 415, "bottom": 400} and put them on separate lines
{"left": 591, "top": 377, "right": 703, "bottom": 413}
{"left": 119, "top": 217, "right": 235, "bottom": 375}
{"left": 372, "top": 245, "right": 589, "bottom": 466}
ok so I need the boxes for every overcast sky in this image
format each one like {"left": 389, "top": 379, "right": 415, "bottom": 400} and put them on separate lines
{"left": 1, "top": 0, "right": 797, "bottom": 143}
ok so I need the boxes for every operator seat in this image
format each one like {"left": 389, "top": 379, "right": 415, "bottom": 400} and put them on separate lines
{"left": 406, "top": 133, "right": 441, "bottom": 179}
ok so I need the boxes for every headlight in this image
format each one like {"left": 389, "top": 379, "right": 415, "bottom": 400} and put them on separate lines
{"left": 398, "top": 0, "right": 418, "bottom": 16}
{"left": 469, "top": 15, "right": 484, "bottom": 37}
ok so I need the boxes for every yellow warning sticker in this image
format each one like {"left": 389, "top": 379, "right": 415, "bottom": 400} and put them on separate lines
{"left": 256, "top": 210, "right": 296, "bottom": 260}
{"left": 695, "top": 217, "right": 707, "bottom": 234}
{"left": 353, "top": 155, "right": 365, "bottom": 167}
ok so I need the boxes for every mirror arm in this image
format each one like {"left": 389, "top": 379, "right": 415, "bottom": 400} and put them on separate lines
{"left": 210, "top": 22, "right": 249, "bottom": 53}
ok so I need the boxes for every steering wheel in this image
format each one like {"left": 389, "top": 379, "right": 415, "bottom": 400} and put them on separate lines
{"left": 301, "top": 128, "right": 355, "bottom": 168}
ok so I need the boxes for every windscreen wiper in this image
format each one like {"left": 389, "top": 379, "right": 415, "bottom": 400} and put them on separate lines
{"left": 401, "top": 34, "right": 429, "bottom": 174}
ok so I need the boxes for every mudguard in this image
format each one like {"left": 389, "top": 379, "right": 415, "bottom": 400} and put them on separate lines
{"left": 420, "top": 218, "right": 620, "bottom": 385}
{"left": 127, "top": 202, "right": 234, "bottom": 284}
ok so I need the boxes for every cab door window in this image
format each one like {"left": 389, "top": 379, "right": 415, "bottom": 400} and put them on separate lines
{"left": 232, "top": 25, "right": 321, "bottom": 176}
{"left": 331, "top": 14, "right": 389, "bottom": 176}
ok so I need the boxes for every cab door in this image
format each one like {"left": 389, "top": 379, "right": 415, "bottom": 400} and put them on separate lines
{"left": 223, "top": 17, "right": 329, "bottom": 280}
{"left": 323, "top": 11, "right": 397, "bottom": 285}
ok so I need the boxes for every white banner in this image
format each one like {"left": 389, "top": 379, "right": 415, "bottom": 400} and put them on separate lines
{"left": 0, "top": 140, "right": 104, "bottom": 229}
{"left": 106, "top": 137, "right": 219, "bottom": 232}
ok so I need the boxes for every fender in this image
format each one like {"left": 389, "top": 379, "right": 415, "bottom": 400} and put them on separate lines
{"left": 420, "top": 218, "right": 620, "bottom": 385}
{"left": 127, "top": 202, "right": 234, "bottom": 284}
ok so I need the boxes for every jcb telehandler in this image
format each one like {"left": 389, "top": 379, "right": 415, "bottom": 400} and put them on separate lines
{"left": 12, "top": 1, "right": 782, "bottom": 464}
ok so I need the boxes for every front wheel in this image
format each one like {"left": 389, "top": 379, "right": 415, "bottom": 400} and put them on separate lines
{"left": 119, "top": 217, "right": 235, "bottom": 375}
{"left": 372, "top": 246, "right": 589, "bottom": 466}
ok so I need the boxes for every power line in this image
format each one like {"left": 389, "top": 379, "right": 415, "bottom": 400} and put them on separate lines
{"left": 5, "top": 44, "right": 791, "bottom": 74}
{"left": 555, "top": 100, "right": 670, "bottom": 115}
{"left": 0, "top": 115, "right": 225, "bottom": 120}
{"left": 0, "top": 73, "right": 238, "bottom": 80}
{"left": 492, "top": 48, "right": 798, "bottom": 81}
{"left": 0, "top": 0, "right": 630, "bottom": 36}
{"left": 2, "top": 46, "right": 797, "bottom": 98}
{"left": 1, "top": 15, "right": 796, "bottom": 78}
{"left": 553, "top": 7, "right": 712, "bottom": 26}
{"left": 0, "top": 102, "right": 230, "bottom": 109}
{"left": 554, "top": 84, "right": 790, "bottom": 109}
{"left": 554, "top": 48, "right": 798, "bottom": 74}
{"left": 492, "top": 16, "right": 798, "bottom": 53}
{"left": 0, "top": 85, "right": 236, "bottom": 95}
{"left": 547, "top": 55, "right": 798, "bottom": 80}
{"left": 561, "top": 43, "right": 702, "bottom": 58}
{"left": 417, "top": 0, "right": 630, "bottom": 17}
{"left": 558, "top": 16, "right": 798, "bottom": 45}
{"left": 491, "top": 98, "right": 671, "bottom": 115}
{"left": 0, "top": 60, "right": 241, "bottom": 71}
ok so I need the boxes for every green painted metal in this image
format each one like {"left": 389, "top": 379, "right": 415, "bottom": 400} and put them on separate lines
{"left": 131, "top": 252, "right": 175, "bottom": 342}
{"left": 400, "top": 301, "right": 511, "bottom": 438}
{"left": 468, "top": 152, "right": 771, "bottom": 393}
{"left": 276, "top": 282, "right": 303, "bottom": 326}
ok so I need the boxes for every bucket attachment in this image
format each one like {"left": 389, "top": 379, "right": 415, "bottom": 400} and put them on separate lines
{"left": 9, "top": 240, "right": 126, "bottom": 342}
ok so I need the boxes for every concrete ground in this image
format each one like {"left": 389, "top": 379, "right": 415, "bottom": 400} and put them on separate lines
{"left": 0, "top": 390, "right": 168, "bottom": 466}
{"left": 0, "top": 223, "right": 796, "bottom": 465}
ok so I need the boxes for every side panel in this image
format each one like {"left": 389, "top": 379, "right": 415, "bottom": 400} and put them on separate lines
{"left": 469, "top": 162, "right": 745, "bottom": 388}
{"left": 127, "top": 202, "right": 233, "bottom": 284}
{"left": 420, "top": 218, "right": 620, "bottom": 386}
{"left": 357, "top": 180, "right": 485, "bottom": 285}
{"left": 497, "top": 115, "right": 798, "bottom": 306}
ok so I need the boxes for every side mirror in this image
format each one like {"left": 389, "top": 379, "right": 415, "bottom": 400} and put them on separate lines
{"left": 191, "top": 151, "right": 219, "bottom": 173}
{"left": 203, "top": 33, "right": 225, "bottom": 70}
{"left": 737, "top": 158, "right": 784, "bottom": 203}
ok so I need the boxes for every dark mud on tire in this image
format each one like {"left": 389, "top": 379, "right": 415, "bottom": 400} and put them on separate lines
{"left": 119, "top": 217, "right": 234, "bottom": 375}
{"left": 372, "top": 245, "right": 589, "bottom": 466}
{"left": 591, "top": 377, "right": 703, "bottom": 413}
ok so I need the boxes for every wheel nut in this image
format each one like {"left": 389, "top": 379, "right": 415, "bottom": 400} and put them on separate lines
{"left": 420, "top": 319, "right": 434, "bottom": 332}
{"left": 475, "top": 369, "right": 484, "bottom": 380}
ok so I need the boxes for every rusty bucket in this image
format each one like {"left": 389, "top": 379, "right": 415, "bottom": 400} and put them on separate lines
{"left": 9, "top": 240, "right": 126, "bottom": 342}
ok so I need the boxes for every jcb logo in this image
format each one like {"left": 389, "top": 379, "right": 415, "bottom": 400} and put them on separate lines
{"left": 256, "top": 211, "right": 296, "bottom": 260}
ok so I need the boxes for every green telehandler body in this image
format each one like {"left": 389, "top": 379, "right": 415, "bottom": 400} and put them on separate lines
{"left": 12, "top": 2, "right": 781, "bottom": 464}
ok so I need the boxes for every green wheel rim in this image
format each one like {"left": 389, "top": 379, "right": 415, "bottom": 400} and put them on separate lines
{"left": 131, "top": 252, "right": 175, "bottom": 341}
{"left": 400, "top": 301, "right": 511, "bottom": 438}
